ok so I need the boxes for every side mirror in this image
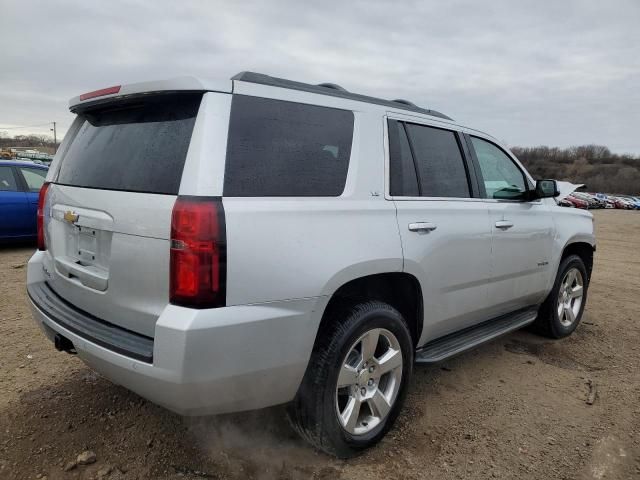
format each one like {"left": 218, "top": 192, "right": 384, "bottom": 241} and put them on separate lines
{"left": 535, "top": 179, "right": 559, "bottom": 199}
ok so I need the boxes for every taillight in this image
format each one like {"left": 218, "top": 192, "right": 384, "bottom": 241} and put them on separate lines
{"left": 37, "top": 182, "right": 51, "bottom": 251}
{"left": 170, "top": 196, "right": 226, "bottom": 308}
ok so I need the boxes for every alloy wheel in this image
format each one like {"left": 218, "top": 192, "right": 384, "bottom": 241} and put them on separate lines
{"left": 557, "top": 267, "right": 584, "bottom": 327}
{"left": 335, "top": 328, "right": 403, "bottom": 435}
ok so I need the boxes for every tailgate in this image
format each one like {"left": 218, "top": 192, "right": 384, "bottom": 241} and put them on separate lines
{"left": 42, "top": 93, "right": 202, "bottom": 337}
{"left": 45, "top": 185, "right": 175, "bottom": 337}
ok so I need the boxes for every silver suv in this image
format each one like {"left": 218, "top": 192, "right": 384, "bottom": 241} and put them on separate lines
{"left": 27, "top": 72, "right": 595, "bottom": 457}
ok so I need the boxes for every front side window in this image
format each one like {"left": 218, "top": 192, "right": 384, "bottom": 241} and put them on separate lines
{"left": 471, "top": 137, "right": 527, "bottom": 200}
{"left": 0, "top": 166, "right": 18, "bottom": 191}
{"left": 405, "top": 123, "right": 470, "bottom": 198}
{"left": 224, "top": 95, "right": 354, "bottom": 196}
{"left": 19, "top": 167, "right": 47, "bottom": 192}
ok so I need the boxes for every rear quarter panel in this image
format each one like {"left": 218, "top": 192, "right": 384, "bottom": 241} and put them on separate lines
{"left": 219, "top": 105, "right": 403, "bottom": 306}
{"left": 223, "top": 197, "right": 402, "bottom": 305}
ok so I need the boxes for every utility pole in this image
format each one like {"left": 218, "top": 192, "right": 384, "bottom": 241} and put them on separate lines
{"left": 50, "top": 122, "right": 57, "bottom": 153}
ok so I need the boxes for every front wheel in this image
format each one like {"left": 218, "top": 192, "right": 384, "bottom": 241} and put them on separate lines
{"left": 532, "top": 254, "right": 589, "bottom": 338}
{"left": 287, "top": 300, "right": 413, "bottom": 458}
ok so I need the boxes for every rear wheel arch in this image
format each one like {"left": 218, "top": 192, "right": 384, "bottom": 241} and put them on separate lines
{"left": 316, "top": 273, "right": 423, "bottom": 349}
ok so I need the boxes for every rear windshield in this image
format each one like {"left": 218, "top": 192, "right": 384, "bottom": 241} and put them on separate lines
{"left": 56, "top": 93, "right": 202, "bottom": 195}
{"left": 224, "top": 95, "right": 354, "bottom": 196}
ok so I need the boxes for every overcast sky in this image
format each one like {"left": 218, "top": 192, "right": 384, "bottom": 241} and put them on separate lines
{"left": 1, "top": 0, "right": 639, "bottom": 153}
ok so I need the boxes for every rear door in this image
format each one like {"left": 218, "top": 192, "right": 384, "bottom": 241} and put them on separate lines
{"left": 388, "top": 119, "right": 493, "bottom": 342}
{"left": 0, "top": 165, "right": 29, "bottom": 238}
{"left": 43, "top": 93, "right": 202, "bottom": 337}
{"left": 466, "top": 135, "right": 554, "bottom": 316}
{"left": 15, "top": 166, "right": 48, "bottom": 236}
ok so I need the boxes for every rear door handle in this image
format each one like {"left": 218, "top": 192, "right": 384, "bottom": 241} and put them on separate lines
{"left": 408, "top": 222, "right": 438, "bottom": 233}
{"left": 495, "top": 220, "right": 514, "bottom": 230}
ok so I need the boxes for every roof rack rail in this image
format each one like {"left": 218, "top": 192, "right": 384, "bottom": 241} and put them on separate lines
{"left": 317, "top": 82, "right": 348, "bottom": 92}
{"left": 392, "top": 99, "right": 418, "bottom": 108}
{"left": 231, "top": 71, "right": 453, "bottom": 121}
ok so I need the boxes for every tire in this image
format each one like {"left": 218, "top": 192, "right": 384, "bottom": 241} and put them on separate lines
{"left": 287, "top": 300, "right": 413, "bottom": 458}
{"left": 532, "top": 254, "right": 589, "bottom": 338}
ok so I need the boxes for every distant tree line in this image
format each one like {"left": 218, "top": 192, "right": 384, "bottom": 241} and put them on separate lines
{"left": 0, "top": 133, "right": 54, "bottom": 146}
{"left": 0, "top": 134, "right": 57, "bottom": 154}
{"left": 512, "top": 145, "right": 639, "bottom": 195}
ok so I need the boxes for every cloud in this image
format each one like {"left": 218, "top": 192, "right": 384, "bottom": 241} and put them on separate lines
{"left": 1, "top": 0, "right": 639, "bottom": 153}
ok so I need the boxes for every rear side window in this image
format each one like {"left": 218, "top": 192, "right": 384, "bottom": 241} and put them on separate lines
{"left": 388, "top": 120, "right": 419, "bottom": 196}
{"left": 56, "top": 94, "right": 202, "bottom": 194}
{"left": 404, "top": 123, "right": 470, "bottom": 198}
{"left": 224, "top": 95, "right": 354, "bottom": 196}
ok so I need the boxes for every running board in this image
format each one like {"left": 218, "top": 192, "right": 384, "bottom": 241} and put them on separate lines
{"left": 415, "top": 307, "right": 538, "bottom": 364}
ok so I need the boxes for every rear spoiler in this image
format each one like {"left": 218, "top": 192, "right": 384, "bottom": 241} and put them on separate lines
{"left": 69, "top": 76, "right": 232, "bottom": 112}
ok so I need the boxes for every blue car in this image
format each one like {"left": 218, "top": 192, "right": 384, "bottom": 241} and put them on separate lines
{"left": 0, "top": 160, "right": 49, "bottom": 241}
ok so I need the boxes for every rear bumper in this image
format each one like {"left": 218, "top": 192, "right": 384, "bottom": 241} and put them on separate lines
{"left": 27, "top": 282, "right": 154, "bottom": 362}
{"left": 27, "top": 251, "right": 325, "bottom": 416}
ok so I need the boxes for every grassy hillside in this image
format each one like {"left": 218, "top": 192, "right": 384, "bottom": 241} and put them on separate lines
{"left": 512, "top": 145, "right": 640, "bottom": 195}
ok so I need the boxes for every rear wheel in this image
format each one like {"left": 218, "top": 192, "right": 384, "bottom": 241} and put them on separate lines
{"left": 287, "top": 300, "right": 413, "bottom": 458}
{"left": 532, "top": 254, "right": 589, "bottom": 338}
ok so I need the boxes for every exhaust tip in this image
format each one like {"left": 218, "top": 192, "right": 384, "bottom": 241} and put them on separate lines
{"left": 54, "top": 334, "right": 77, "bottom": 355}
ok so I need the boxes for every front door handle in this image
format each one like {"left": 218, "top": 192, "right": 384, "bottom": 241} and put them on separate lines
{"left": 495, "top": 220, "right": 514, "bottom": 230}
{"left": 408, "top": 222, "right": 438, "bottom": 233}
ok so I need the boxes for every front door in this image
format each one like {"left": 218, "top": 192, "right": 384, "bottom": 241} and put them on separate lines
{"left": 467, "top": 135, "right": 555, "bottom": 316}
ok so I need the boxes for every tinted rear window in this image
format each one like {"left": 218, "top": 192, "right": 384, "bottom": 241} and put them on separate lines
{"left": 56, "top": 94, "right": 202, "bottom": 194}
{"left": 388, "top": 120, "right": 419, "bottom": 196}
{"left": 224, "top": 95, "right": 354, "bottom": 196}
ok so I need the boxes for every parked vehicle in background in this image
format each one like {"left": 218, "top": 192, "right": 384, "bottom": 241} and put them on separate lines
{"left": 572, "top": 192, "right": 600, "bottom": 209}
{"left": 28, "top": 72, "right": 595, "bottom": 457}
{"left": 611, "top": 196, "right": 634, "bottom": 209}
{"left": 0, "top": 160, "right": 49, "bottom": 241}
{"left": 558, "top": 198, "right": 575, "bottom": 208}
{"left": 589, "top": 194, "right": 605, "bottom": 208}
{"left": 584, "top": 193, "right": 607, "bottom": 209}
{"left": 618, "top": 196, "right": 640, "bottom": 209}
{"left": 558, "top": 191, "right": 640, "bottom": 210}
{"left": 565, "top": 195, "right": 589, "bottom": 209}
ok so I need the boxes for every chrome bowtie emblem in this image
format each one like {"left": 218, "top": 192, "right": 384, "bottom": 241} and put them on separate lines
{"left": 63, "top": 210, "right": 79, "bottom": 224}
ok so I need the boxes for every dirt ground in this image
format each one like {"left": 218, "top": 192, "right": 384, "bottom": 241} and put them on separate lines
{"left": 1, "top": 210, "right": 639, "bottom": 480}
